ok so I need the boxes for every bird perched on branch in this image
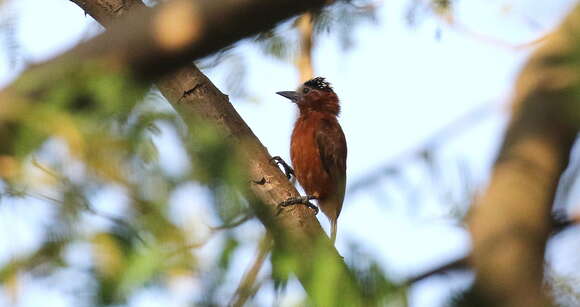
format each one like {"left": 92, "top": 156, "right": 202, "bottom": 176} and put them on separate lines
{"left": 274, "top": 77, "right": 347, "bottom": 243}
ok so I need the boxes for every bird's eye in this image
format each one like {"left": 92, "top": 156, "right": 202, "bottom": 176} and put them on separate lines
{"left": 302, "top": 88, "right": 310, "bottom": 94}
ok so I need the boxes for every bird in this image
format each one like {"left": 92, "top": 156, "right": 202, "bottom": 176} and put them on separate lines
{"left": 275, "top": 77, "right": 347, "bottom": 243}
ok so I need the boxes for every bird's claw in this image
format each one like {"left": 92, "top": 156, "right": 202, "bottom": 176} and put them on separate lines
{"left": 277, "top": 195, "right": 319, "bottom": 215}
{"left": 270, "top": 156, "right": 295, "bottom": 180}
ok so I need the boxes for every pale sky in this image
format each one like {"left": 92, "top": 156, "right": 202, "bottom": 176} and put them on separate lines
{"left": 0, "top": 0, "right": 579, "bottom": 306}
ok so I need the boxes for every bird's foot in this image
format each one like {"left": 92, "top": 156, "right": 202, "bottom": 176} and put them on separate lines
{"left": 278, "top": 195, "right": 319, "bottom": 215}
{"left": 270, "top": 156, "right": 295, "bottom": 180}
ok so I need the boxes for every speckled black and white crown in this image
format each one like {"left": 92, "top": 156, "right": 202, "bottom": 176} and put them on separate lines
{"left": 304, "top": 77, "right": 333, "bottom": 92}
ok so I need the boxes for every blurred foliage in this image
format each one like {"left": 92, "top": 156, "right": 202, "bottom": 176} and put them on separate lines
{"left": 548, "top": 267, "right": 580, "bottom": 307}
{"left": 406, "top": 0, "right": 455, "bottom": 27}
{"left": 0, "top": 57, "right": 256, "bottom": 305}
{"left": 312, "top": 0, "right": 379, "bottom": 51}
{"left": 270, "top": 238, "right": 404, "bottom": 307}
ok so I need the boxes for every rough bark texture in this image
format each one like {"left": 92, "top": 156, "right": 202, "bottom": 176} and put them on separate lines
{"left": 465, "top": 4, "right": 580, "bottom": 306}
{"left": 67, "top": 0, "right": 365, "bottom": 304}
{"left": 68, "top": 0, "right": 146, "bottom": 25}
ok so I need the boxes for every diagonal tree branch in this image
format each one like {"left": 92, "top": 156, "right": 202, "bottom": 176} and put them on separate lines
{"left": 2, "top": 0, "right": 327, "bottom": 89}
{"left": 461, "top": 4, "right": 580, "bottom": 306}
{"left": 66, "top": 0, "right": 367, "bottom": 304}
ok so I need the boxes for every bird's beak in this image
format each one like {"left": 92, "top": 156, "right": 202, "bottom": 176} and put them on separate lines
{"left": 276, "top": 91, "right": 299, "bottom": 102}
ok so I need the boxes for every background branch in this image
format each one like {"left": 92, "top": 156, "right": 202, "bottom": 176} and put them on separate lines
{"left": 407, "top": 213, "right": 578, "bottom": 285}
{"left": 296, "top": 12, "right": 314, "bottom": 82}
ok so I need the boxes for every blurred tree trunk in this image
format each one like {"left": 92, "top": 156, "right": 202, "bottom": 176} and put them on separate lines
{"left": 464, "top": 4, "right": 580, "bottom": 306}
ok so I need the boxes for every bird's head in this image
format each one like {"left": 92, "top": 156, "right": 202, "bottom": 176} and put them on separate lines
{"left": 276, "top": 77, "right": 340, "bottom": 115}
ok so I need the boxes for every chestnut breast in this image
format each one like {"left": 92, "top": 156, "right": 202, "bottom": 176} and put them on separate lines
{"left": 290, "top": 112, "right": 340, "bottom": 200}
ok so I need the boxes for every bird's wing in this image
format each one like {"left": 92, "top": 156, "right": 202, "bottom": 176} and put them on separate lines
{"left": 316, "top": 118, "right": 347, "bottom": 242}
{"left": 315, "top": 118, "right": 347, "bottom": 198}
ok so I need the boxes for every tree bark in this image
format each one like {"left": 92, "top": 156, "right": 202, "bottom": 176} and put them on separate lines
{"left": 465, "top": 4, "right": 580, "bottom": 306}
{"left": 67, "top": 0, "right": 366, "bottom": 305}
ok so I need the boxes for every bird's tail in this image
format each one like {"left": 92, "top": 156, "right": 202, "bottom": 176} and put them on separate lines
{"left": 330, "top": 218, "right": 337, "bottom": 244}
{"left": 320, "top": 198, "right": 341, "bottom": 244}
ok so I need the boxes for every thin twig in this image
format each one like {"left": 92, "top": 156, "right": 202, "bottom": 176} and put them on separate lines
{"left": 438, "top": 12, "right": 550, "bottom": 50}
{"left": 210, "top": 212, "right": 254, "bottom": 231}
{"left": 296, "top": 12, "right": 314, "bottom": 82}
{"left": 166, "top": 212, "right": 255, "bottom": 259}
{"left": 230, "top": 233, "right": 273, "bottom": 307}
{"left": 406, "top": 256, "right": 469, "bottom": 284}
